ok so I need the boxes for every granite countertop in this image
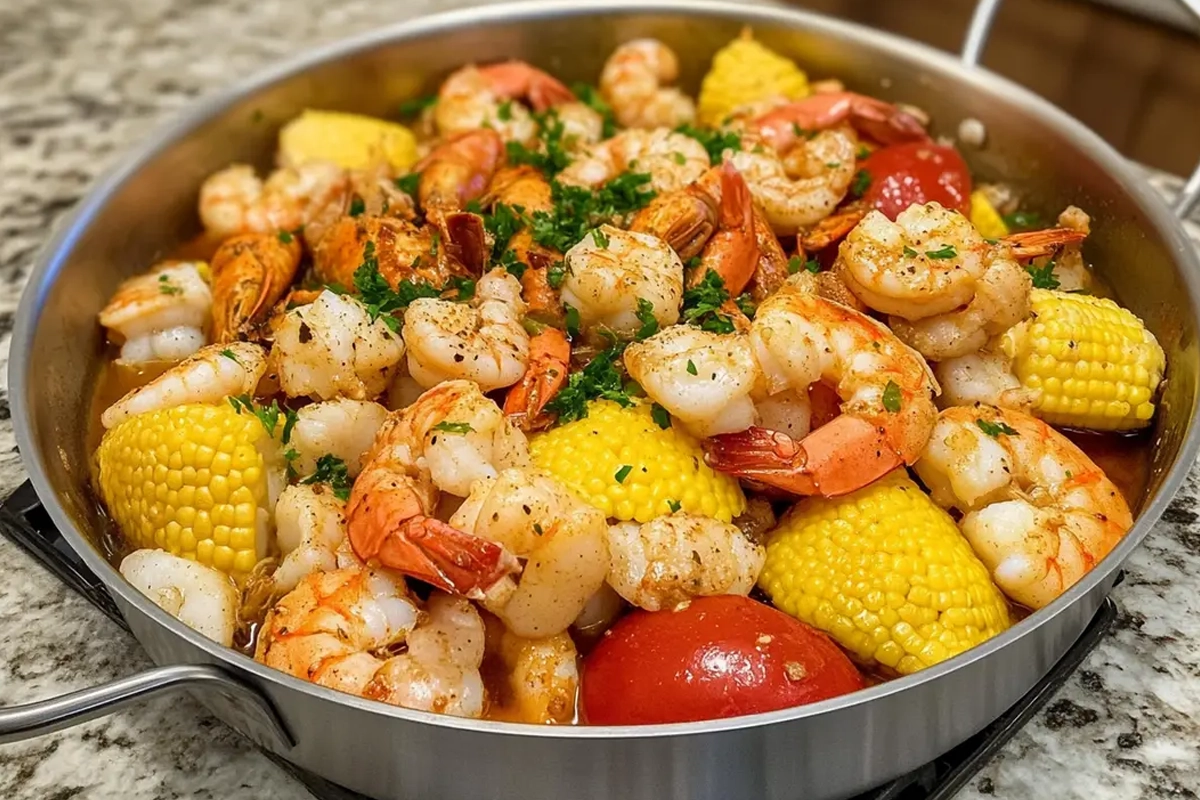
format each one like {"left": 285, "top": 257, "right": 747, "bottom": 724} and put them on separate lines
{"left": 1, "top": 0, "right": 1199, "bottom": 798}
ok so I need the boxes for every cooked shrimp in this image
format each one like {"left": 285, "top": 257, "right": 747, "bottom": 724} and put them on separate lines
{"left": 101, "top": 341, "right": 267, "bottom": 429}
{"left": 98, "top": 261, "right": 211, "bottom": 365}
{"left": 403, "top": 268, "right": 530, "bottom": 392}
{"left": 503, "top": 328, "right": 571, "bottom": 432}
{"left": 287, "top": 398, "right": 389, "bottom": 478}
{"left": 913, "top": 405, "right": 1132, "bottom": 609}
{"left": 1025, "top": 205, "right": 1092, "bottom": 292}
{"left": 625, "top": 326, "right": 761, "bottom": 438}
{"left": 553, "top": 102, "right": 606, "bottom": 150}
{"left": 449, "top": 468, "right": 609, "bottom": 638}
{"left": 559, "top": 225, "right": 683, "bottom": 336}
{"left": 346, "top": 381, "right": 529, "bottom": 597}
{"left": 486, "top": 626, "right": 579, "bottom": 724}
{"left": 628, "top": 174, "right": 719, "bottom": 261}
{"left": 273, "top": 483, "right": 359, "bottom": 594}
{"left": 415, "top": 128, "right": 505, "bottom": 213}
{"left": 199, "top": 162, "right": 347, "bottom": 241}
{"left": 748, "top": 92, "right": 928, "bottom": 154}
{"left": 272, "top": 290, "right": 405, "bottom": 401}
{"left": 209, "top": 233, "right": 302, "bottom": 342}
{"left": 120, "top": 549, "right": 239, "bottom": 646}
{"left": 485, "top": 165, "right": 563, "bottom": 324}
{"left": 436, "top": 61, "right": 576, "bottom": 143}
{"left": 605, "top": 512, "right": 765, "bottom": 612}
{"left": 312, "top": 215, "right": 469, "bottom": 293}
{"left": 729, "top": 129, "right": 857, "bottom": 235}
{"left": 599, "top": 39, "right": 696, "bottom": 130}
{"left": 933, "top": 346, "right": 1038, "bottom": 411}
{"left": 559, "top": 128, "right": 708, "bottom": 195}
{"left": 703, "top": 272, "right": 939, "bottom": 497}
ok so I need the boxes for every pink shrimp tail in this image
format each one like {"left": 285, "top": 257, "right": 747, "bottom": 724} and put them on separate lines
{"left": 479, "top": 62, "right": 577, "bottom": 110}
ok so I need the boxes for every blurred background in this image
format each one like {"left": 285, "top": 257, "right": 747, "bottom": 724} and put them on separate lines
{"left": 796, "top": 0, "right": 1199, "bottom": 176}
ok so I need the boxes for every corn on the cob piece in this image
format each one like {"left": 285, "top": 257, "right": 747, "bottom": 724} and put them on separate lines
{"left": 95, "top": 403, "right": 276, "bottom": 583}
{"left": 969, "top": 189, "right": 1009, "bottom": 239}
{"left": 279, "top": 109, "right": 418, "bottom": 171}
{"left": 758, "top": 470, "right": 1011, "bottom": 676}
{"left": 697, "top": 30, "right": 809, "bottom": 127}
{"left": 529, "top": 400, "right": 746, "bottom": 523}
{"left": 1001, "top": 288, "right": 1165, "bottom": 431}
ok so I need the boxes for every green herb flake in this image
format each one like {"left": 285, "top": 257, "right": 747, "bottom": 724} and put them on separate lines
{"left": 281, "top": 408, "right": 299, "bottom": 445}
{"left": 976, "top": 418, "right": 1019, "bottom": 438}
{"left": 398, "top": 95, "right": 437, "bottom": 118}
{"left": 805, "top": 258, "right": 821, "bottom": 274}
{"left": 614, "top": 464, "right": 633, "bottom": 484}
{"left": 591, "top": 227, "right": 610, "bottom": 249}
{"left": 571, "top": 82, "right": 618, "bottom": 138}
{"left": 681, "top": 270, "right": 735, "bottom": 333}
{"left": 850, "top": 169, "right": 872, "bottom": 198}
{"left": 547, "top": 260, "right": 568, "bottom": 289}
{"left": 157, "top": 273, "right": 183, "bottom": 296}
{"left": 787, "top": 255, "right": 804, "bottom": 274}
{"left": 353, "top": 241, "right": 438, "bottom": 331}
{"left": 228, "top": 393, "right": 282, "bottom": 438}
{"left": 300, "top": 454, "right": 353, "bottom": 501}
{"left": 432, "top": 421, "right": 475, "bottom": 434}
{"left": 1002, "top": 210, "right": 1041, "bottom": 231}
{"left": 634, "top": 297, "right": 659, "bottom": 340}
{"left": 881, "top": 380, "right": 902, "bottom": 413}
{"left": 1026, "top": 261, "right": 1061, "bottom": 290}
{"left": 671, "top": 151, "right": 687, "bottom": 165}
{"left": 496, "top": 99, "right": 514, "bottom": 121}
{"left": 856, "top": 145, "right": 871, "bottom": 160}
{"left": 505, "top": 109, "right": 573, "bottom": 177}
{"left": 348, "top": 195, "right": 366, "bottom": 217}
{"left": 686, "top": 359, "right": 698, "bottom": 376}
{"left": 667, "top": 499, "right": 682, "bottom": 513}
{"left": 651, "top": 403, "right": 671, "bottom": 429}
{"left": 544, "top": 345, "right": 633, "bottom": 423}
{"left": 277, "top": 230, "right": 294, "bottom": 244}
{"left": 444, "top": 275, "right": 476, "bottom": 301}
{"left": 395, "top": 172, "right": 421, "bottom": 197}
{"left": 735, "top": 293, "right": 757, "bottom": 318}
{"left": 530, "top": 173, "right": 655, "bottom": 252}
{"left": 902, "top": 246, "right": 919, "bottom": 258}
{"left": 564, "top": 304, "right": 581, "bottom": 339}
{"left": 674, "top": 124, "right": 742, "bottom": 165}
{"left": 925, "top": 245, "right": 957, "bottom": 260}
{"left": 219, "top": 348, "right": 240, "bottom": 364}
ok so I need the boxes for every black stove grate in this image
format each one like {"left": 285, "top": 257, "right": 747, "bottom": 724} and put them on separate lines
{"left": 0, "top": 480, "right": 1117, "bottom": 800}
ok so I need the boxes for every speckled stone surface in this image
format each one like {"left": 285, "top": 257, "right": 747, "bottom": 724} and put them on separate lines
{"left": 1, "top": 1, "right": 1199, "bottom": 798}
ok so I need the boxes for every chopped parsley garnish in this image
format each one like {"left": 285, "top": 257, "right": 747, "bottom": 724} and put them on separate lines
{"left": 735, "top": 293, "right": 757, "bottom": 318}
{"left": 856, "top": 145, "right": 872, "bottom": 160}
{"left": 881, "top": 380, "right": 902, "bottom": 413}
{"left": 614, "top": 464, "right": 633, "bottom": 484}
{"left": 976, "top": 418, "right": 1019, "bottom": 438}
{"left": 902, "top": 246, "right": 919, "bottom": 258}
{"left": 281, "top": 408, "right": 298, "bottom": 445}
{"left": 348, "top": 195, "right": 366, "bottom": 217}
{"left": 398, "top": 95, "right": 437, "bottom": 118}
{"left": 506, "top": 109, "right": 572, "bottom": 176}
{"left": 681, "top": 271, "right": 735, "bottom": 333}
{"left": 1027, "top": 261, "right": 1061, "bottom": 290}
{"left": 547, "top": 260, "right": 568, "bottom": 289}
{"left": 283, "top": 448, "right": 299, "bottom": 481}
{"left": 634, "top": 298, "right": 659, "bottom": 340}
{"left": 825, "top": 161, "right": 842, "bottom": 169}
{"left": 925, "top": 245, "right": 958, "bottom": 259}
{"left": 787, "top": 255, "right": 821, "bottom": 275}
{"left": 667, "top": 499, "right": 682, "bottom": 513}
{"left": 444, "top": 276, "right": 476, "bottom": 301}
{"left": 544, "top": 346, "right": 634, "bottom": 423}
{"left": 591, "top": 227, "right": 610, "bottom": 249}
{"left": 228, "top": 394, "right": 282, "bottom": 438}
{"left": 481, "top": 201, "right": 529, "bottom": 275}
{"left": 571, "top": 82, "right": 618, "bottom": 138}
{"left": 686, "top": 359, "right": 698, "bottom": 376}
{"left": 496, "top": 99, "right": 513, "bottom": 121}
{"left": 277, "top": 230, "right": 294, "bottom": 244}
{"left": 530, "top": 173, "right": 655, "bottom": 253}
{"left": 675, "top": 124, "right": 742, "bottom": 165}
{"left": 1002, "top": 210, "right": 1041, "bottom": 231}
{"left": 432, "top": 421, "right": 475, "bottom": 434}
{"left": 651, "top": 403, "right": 672, "bottom": 429}
{"left": 353, "top": 241, "right": 438, "bottom": 332}
{"left": 395, "top": 172, "right": 421, "bottom": 197}
{"left": 850, "top": 169, "right": 872, "bottom": 198}
{"left": 157, "top": 274, "right": 183, "bottom": 296}
{"left": 672, "top": 151, "right": 687, "bottom": 165}
{"left": 685, "top": 256, "right": 702, "bottom": 272}
{"left": 219, "top": 348, "right": 240, "bottom": 364}
{"left": 300, "top": 454, "right": 352, "bottom": 501}
{"left": 564, "top": 304, "right": 581, "bottom": 339}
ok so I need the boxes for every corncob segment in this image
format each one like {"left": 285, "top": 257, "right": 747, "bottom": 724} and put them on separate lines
{"left": 758, "top": 470, "right": 1011, "bottom": 676}
{"left": 94, "top": 403, "right": 275, "bottom": 583}
{"left": 529, "top": 400, "right": 746, "bottom": 523}
{"left": 279, "top": 109, "right": 418, "bottom": 171}
{"left": 1001, "top": 288, "right": 1165, "bottom": 431}
{"left": 697, "top": 30, "right": 809, "bottom": 127}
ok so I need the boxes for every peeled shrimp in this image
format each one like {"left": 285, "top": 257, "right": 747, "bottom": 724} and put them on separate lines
{"left": 599, "top": 39, "right": 696, "bottom": 130}
{"left": 605, "top": 512, "right": 765, "bottom": 612}
{"left": 120, "top": 549, "right": 238, "bottom": 646}
{"left": 287, "top": 398, "right": 389, "bottom": 479}
{"left": 199, "top": 162, "right": 347, "bottom": 241}
{"left": 98, "top": 262, "right": 211, "bottom": 365}
{"left": 272, "top": 290, "right": 406, "bottom": 401}
{"left": 209, "top": 232, "right": 302, "bottom": 342}
{"left": 101, "top": 341, "right": 267, "bottom": 429}
{"left": 346, "top": 381, "right": 529, "bottom": 597}
{"left": 932, "top": 345, "right": 1037, "bottom": 411}
{"left": 449, "top": 468, "right": 609, "bottom": 638}
{"left": 436, "top": 61, "right": 576, "bottom": 143}
{"left": 403, "top": 268, "right": 530, "bottom": 392}
{"left": 559, "top": 128, "right": 708, "bottom": 195}
{"left": 913, "top": 405, "right": 1132, "bottom": 609}
{"left": 487, "top": 626, "right": 579, "bottom": 724}
{"left": 747, "top": 91, "right": 928, "bottom": 154}
{"left": 703, "top": 272, "right": 939, "bottom": 497}
{"left": 729, "top": 130, "right": 858, "bottom": 235}
{"left": 559, "top": 225, "right": 683, "bottom": 336}
{"left": 273, "top": 483, "right": 359, "bottom": 594}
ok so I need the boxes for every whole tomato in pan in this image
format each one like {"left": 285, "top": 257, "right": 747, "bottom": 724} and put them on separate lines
{"left": 580, "top": 595, "right": 864, "bottom": 725}
{"left": 861, "top": 142, "right": 972, "bottom": 220}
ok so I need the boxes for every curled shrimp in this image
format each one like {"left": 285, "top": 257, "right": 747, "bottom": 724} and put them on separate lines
{"left": 272, "top": 483, "right": 360, "bottom": 595}
{"left": 98, "top": 261, "right": 211, "bottom": 365}
{"left": 209, "top": 233, "right": 302, "bottom": 342}
{"left": 599, "top": 39, "right": 696, "bottom": 130}
{"left": 101, "top": 341, "right": 266, "bottom": 429}
{"left": 346, "top": 381, "right": 529, "bottom": 597}
{"left": 729, "top": 129, "right": 857, "bottom": 235}
{"left": 748, "top": 91, "right": 929, "bottom": 154}
{"left": 436, "top": 61, "right": 576, "bottom": 143}
{"left": 605, "top": 512, "right": 766, "bottom": 611}
{"left": 485, "top": 625, "right": 579, "bottom": 724}
{"left": 503, "top": 328, "right": 571, "bottom": 432}
{"left": 272, "top": 290, "right": 406, "bottom": 401}
{"left": 311, "top": 214, "right": 472, "bottom": 293}
{"left": 403, "top": 268, "right": 530, "bottom": 392}
{"left": 120, "top": 549, "right": 238, "bottom": 646}
{"left": 703, "top": 272, "right": 939, "bottom": 497}
{"left": 913, "top": 405, "right": 1132, "bottom": 609}
{"left": 415, "top": 128, "right": 505, "bottom": 213}
{"left": 485, "top": 165, "right": 562, "bottom": 324}
{"left": 559, "top": 128, "right": 708, "bottom": 195}
{"left": 932, "top": 345, "right": 1038, "bottom": 412}
{"left": 287, "top": 398, "right": 390, "bottom": 478}
{"left": 199, "top": 162, "right": 348, "bottom": 241}
{"left": 559, "top": 225, "right": 683, "bottom": 337}
{"left": 449, "top": 468, "right": 609, "bottom": 638}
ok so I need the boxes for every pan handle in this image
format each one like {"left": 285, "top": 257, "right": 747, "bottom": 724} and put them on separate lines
{"left": 0, "top": 663, "right": 293, "bottom": 750}
{"left": 961, "top": 0, "right": 1200, "bottom": 221}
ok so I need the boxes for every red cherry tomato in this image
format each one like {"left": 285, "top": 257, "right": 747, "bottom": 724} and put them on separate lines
{"left": 581, "top": 595, "right": 864, "bottom": 725}
{"left": 861, "top": 142, "right": 972, "bottom": 220}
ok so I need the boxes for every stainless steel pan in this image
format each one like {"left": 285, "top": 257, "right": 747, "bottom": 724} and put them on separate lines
{"left": 4, "top": 2, "right": 1200, "bottom": 798}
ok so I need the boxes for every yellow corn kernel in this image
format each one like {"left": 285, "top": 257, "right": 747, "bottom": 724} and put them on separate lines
{"left": 529, "top": 400, "right": 745, "bottom": 523}
{"left": 759, "top": 471, "right": 1011, "bottom": 676}
{"left": 969, "top": 190, "right": 1009, "bottom": 239}
{"left": 1001, "top": 289, "right": 1165, "bottom": 431}
{"left": 698, "top": 29, "right": 809, "bottom": 127}
{"left": 94, "top": 403, "right": 272, "bottom": 584}
{"left": 279, "top": 109, "right": 418, "bottom": 171}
